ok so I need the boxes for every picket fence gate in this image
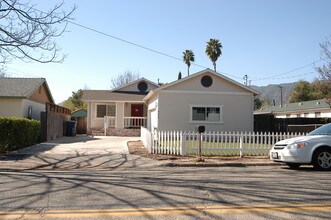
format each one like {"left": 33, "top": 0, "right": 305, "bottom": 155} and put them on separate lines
{"left": 141, "top": 128, "right": 306, "bottom": 156}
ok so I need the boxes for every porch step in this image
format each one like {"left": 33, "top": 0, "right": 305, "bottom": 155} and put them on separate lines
{"left": 88, "top": 129, "right": 105, "bottom": 136}
{"left": 88, "top": 128, "right": 141, "bottom": 137}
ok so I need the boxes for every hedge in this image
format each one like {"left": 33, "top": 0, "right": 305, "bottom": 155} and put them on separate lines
{"left": 0, "top": 117, "right": 41, "bottom": 153}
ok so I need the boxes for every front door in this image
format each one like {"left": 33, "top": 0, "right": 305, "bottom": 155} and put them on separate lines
{"left": 131, "top": 104, "right": 143, "bottom": 117}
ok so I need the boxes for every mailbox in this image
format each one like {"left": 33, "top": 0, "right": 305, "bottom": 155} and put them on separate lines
{"left": 197, "top": 125, "right": 205, "bottom": 134}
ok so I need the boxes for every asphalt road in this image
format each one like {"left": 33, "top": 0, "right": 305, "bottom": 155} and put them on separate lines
{"left": 0, "top": 166, "right": 330, "bottom": 219}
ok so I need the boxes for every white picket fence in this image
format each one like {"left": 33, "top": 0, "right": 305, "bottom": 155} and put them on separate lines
{"left": 143, "top": 130, "right": 306, "bottom": 156}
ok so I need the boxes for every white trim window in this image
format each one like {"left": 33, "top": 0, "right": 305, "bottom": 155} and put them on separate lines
{"left": 190, "top": 105, "right": 223, "bottom": 123}
{"left": 96, "top": 105, "right": 116, "bottom": 118}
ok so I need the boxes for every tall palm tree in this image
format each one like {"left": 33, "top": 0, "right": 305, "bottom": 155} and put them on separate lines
{"left": 182, "top": 49, "right": 195, "bottom": 76}
{"left": 205, "top": 38, "right": 223, "bottom": 72}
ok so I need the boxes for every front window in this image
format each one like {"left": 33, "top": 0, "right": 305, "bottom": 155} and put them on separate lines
{"left": 97, "top": 105, "right": 116, "bottom": 118}
{"left": 191, "top": 106, "right": 222, "bottom": 122}
{"left": 107, "top": 105, "right": 116, "bottom": 116}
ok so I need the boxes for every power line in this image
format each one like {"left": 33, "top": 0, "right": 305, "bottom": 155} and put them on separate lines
{"left": 4, "top": 66, "right": 40, "bottom": 77}
{"left": 67, "top": 21, "right": 244, "bottom": 79}
{"left": 12, "top": 5, "right": 326, "bottom": 82}
{"left": 67, "top": 21, "right": 326, "bottom": 81}
{"left": 261, "top": 72, "right": 315, "bottom": 80}
{"left": 251, "top": 59, "right": 324, "bottom": 81}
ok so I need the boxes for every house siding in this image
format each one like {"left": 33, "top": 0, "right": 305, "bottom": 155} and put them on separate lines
{"left": 0, "top": 98, "right": 23, "bottom": 118}
{"left": 29, "top": 83, "right": 52, "bottom": 104}
{"left": 22, "top": 99, "right": 45, "bottom": 120}
{"left": 157, "top": 92, "right": 254, "bottom": 132}
{"left": 147, "top": 94, "right": 159, "bottom": 131}
{"left": 274, "top": 110, "right": 331, "bottom": 118}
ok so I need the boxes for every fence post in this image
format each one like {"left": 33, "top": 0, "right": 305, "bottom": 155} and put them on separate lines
{"left": 180, "top": 132, "right": 186, "bottom": 156}
{"left": 148, "top": 129, "right": 152, "bottom": 153}
{"left": 104, "top": 116, "right": 107, "bottom": 136}
{"left": 239, "top": 135, "right": 243, "bottom": 158}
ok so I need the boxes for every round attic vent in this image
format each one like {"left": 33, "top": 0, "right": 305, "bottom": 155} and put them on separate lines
{"left": 201, "top": 75, "right": 213, "bottom": 87}
{"left": 138, "top": 81, "right": 148, "bottom": 92}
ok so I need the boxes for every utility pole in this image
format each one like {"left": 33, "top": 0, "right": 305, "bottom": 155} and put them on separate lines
{"left": 243, "top": 75, "right": 248, "bottom": 86}
{"left": 277, "top": 85, "right": 283, "bottom": 107}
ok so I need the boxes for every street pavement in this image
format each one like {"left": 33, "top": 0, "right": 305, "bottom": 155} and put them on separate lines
{"left": 0, "top": 167, "right": 330, "bottom": 219}
{"left": 0, "top": 136, "right": 330, "bottom": 219}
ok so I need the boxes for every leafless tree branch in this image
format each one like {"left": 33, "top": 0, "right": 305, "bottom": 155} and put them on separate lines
{"left": 0, "top": 0, "right": 76, "bottom": 64}
{"left": 316, "top": 36, "right": 331, "bottom": 83}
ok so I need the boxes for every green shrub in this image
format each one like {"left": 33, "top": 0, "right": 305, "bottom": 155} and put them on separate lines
{"left": 0, "top": 117, "right": 40, "bottom": 153}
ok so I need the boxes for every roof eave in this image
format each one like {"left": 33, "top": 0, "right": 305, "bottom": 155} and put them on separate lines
{"left": 143, "top": 90, "right": 155, "bottom": 102}
{"left": 151, "top": 69, "right": 259, "bottom": 95}
{"left": 110, "top": 77, "right": 159, "bottom": 92}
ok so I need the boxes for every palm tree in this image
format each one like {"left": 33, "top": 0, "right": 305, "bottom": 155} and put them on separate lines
{"left": 205, "top": 38, "right": 223, "bottom": 72}
{"left": 182, "top": 50, "right": 195, "bottom": 76}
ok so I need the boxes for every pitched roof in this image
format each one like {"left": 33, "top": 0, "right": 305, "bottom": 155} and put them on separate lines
{"left": 144, "top": 69, "right": 259, "bottom": 101}
{"left": 71, "top": 109, "right": 87, "bottom": 117}
{"left": 0, "top": 77, "right": 54, "bottom": 102}
{"left": 82, "top": 90, "right": 146, "bottom": 102}
{"left": 110, "top": 77, "right": 159, "bottom": 92}
{"left": 254, "top": 99, "right": 331, "bottom": 115}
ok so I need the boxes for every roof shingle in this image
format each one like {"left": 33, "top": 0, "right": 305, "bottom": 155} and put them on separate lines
{"left": 255, "top": 99, "right": 331, "bottom": 114}
{"left": 82, "top": 90, "right": 146, "bottom": 102}
{"left": 0, "top": 78, "right": 45, "bottom": 98}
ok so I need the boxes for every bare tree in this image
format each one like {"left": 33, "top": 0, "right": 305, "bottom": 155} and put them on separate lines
{"left": 0, "top": 0, "right": 76, "bottom": 64}
{"left": 0, "top": 66, "right": 6, "bottom": 77}
{"left": 111, "top": 70, "right": 140, "bottom": 88}
{"left": 316, "top": 36, "right": 331, "bottom": 82}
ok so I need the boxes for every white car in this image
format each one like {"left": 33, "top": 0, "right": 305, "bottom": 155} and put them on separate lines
{"left": 270, "top": 123, "right": 331, "bottom": 170}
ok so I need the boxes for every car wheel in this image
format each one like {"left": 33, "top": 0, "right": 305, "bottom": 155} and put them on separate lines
{"left": 286, "top": 163, "right": 301, "bottom": 169}
{"left": 312, "top": 148, "right": 331, "bottom": 171}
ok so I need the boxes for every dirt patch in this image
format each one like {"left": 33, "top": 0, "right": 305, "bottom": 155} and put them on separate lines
{"left": 127, "top": 141, "right": 270, "bottom": 164}
{"left": 128, "top": 141, "right": 192, "bottom": 161}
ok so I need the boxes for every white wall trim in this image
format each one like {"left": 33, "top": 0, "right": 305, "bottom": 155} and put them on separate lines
{"left": 160, "top": 90, "right": 252, "bottom": 96}
{"left": 84, "top": 100, "right": 145, "bottom": 103}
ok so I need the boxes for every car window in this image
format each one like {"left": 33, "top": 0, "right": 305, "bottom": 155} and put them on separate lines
{"left": 309, "top": 124, "right": 331, "bottom": 135}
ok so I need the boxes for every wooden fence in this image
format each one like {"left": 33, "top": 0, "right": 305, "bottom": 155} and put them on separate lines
{"left": 146, "top": 130, "right": 306, "bottom": 156}
{"left": 41, "top": 103, "right": 71, "bottom": 142}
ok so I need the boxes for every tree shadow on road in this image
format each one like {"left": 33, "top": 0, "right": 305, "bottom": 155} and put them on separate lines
{"left": 0, "top": 136, "right": 102, "bottom": 161}
{"left": 0, "top": 167, "right": 330, "bottom": 219}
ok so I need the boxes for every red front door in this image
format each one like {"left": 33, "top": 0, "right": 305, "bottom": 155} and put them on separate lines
{"left": 131, "top": 104, "right": 143, "bottom": 117}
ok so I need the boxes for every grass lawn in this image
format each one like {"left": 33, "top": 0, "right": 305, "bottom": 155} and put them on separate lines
{"left": 153, "top": 140, "right": 272, "bottom": 156}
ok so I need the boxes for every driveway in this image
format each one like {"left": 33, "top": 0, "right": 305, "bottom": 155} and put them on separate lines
{"left": 0, "top": 136, "right": 162, "bottom": 170}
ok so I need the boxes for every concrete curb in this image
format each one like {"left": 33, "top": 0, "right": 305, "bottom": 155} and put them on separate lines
{"left": 163, "top": 162, "right": 283, "bottom": 167}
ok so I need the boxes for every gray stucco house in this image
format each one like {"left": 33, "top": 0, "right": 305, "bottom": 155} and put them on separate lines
{"left": 144, "top": 69, "right": 259, "bottom": 132}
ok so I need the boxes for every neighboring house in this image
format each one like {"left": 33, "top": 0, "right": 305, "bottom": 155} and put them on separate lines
{"left": 82, "top": 78, "right": 159, "bottom": 136}
{"left": 0, "top": 78, "right": 54, "bottom": 120}
{"left": 144, "top": 69, "right": 259, "bottom": 132}
{"left": 254, "top": 99, "right": 331, "bottom": 118}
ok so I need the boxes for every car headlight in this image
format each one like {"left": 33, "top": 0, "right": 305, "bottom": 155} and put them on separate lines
{"left": 287, "top": 142, "right": 307, "bottom": 149}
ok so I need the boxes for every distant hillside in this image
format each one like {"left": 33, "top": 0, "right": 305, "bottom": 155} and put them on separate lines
{"left": 57, "top": 100, "right": 65, "bottom": 106}
{"left": 251, "top": 82, "right": 296, "bottom": 106}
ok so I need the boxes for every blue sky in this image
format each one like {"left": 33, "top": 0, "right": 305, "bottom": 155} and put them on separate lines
{"left": 5, "top": 0, "right": 331, "bottom": 103}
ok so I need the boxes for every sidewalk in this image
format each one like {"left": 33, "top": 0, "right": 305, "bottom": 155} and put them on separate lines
{"left": 0, "top": 139, "right": 282, "bottom": 171}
